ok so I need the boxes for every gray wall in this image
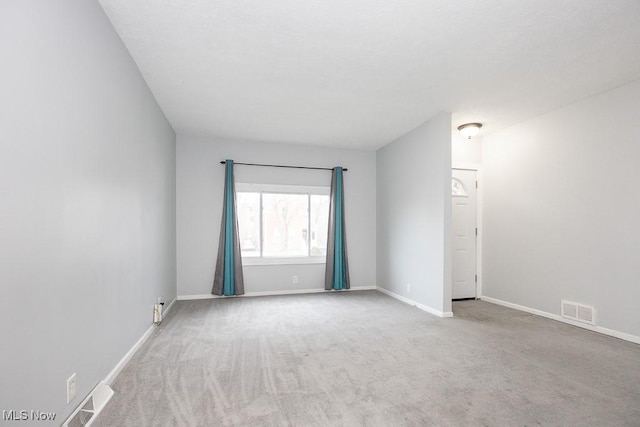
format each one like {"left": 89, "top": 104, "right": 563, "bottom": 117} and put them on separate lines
{"left": 176, "top": 135, "right": 376, "bottom": 296}
{"left": 376, "top": 112, "right": 453, "bottom": 315}
{"left": 482, "top": 78, "right": 640, "bottom": 337}
{"left": 0, "top": 1, "right": 176, "bottom": 422}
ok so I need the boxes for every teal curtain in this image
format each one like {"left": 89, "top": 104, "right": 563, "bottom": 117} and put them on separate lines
{"left": 325, "top": 167, "right": 350, "bottom": 290}
{"left": 212, "top": 160, "right": 244, "bottom": 296}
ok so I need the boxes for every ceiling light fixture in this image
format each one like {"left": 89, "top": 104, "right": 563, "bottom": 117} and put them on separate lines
{"left": 457, "top": 122, "right": 482, "bottom": 139}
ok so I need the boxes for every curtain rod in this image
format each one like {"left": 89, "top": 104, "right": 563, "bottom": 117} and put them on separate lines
{"left": 220, "top": 161, "right": 347, "bottom": 172}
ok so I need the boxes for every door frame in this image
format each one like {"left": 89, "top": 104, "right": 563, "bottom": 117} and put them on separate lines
{"left": 452, "top": 163, "right": 482, "bottom": 299}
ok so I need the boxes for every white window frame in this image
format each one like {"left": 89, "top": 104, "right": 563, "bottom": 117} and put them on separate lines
{"left": 236, "top": 183, "right": 330, "bottom": 266}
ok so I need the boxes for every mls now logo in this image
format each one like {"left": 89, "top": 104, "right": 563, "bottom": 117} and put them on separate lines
{"left": 3, "top": 410, "right": 56, "bottom": 421}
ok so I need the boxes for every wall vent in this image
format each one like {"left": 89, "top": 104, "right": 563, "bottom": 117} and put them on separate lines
{"left": 561, "top": 300, "right": 595, "bottom": 325}
{"left": 63, "top": 381, "right": 113, "bottom": 427}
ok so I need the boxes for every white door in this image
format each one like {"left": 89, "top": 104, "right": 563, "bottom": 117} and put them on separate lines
{"left": 452, "top": 169, "right": 477, "bottom": 299}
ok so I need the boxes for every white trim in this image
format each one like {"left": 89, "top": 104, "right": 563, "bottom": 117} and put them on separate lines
{"left": 481, "top": 296, "right": 640, "bottom": 345}
{"left": 242, "top": 256, "right": 326, "bottom": 266}
{"left": 163, "top": 297, "right": 177, "bottom": 317}
{"left": 177, "top": 286, "right": 378, "bottom": 300}
{"left": 452, "top": 165, "right": 483, "bottom": 299}
{"left": 377, "top": 287, "right": 454, "bottom": 318}
{"left": 236, "top": 182, "right": 329, "bottom": 195}
{"left": 104, "top": 324, "right": 155, "bottom": 386}
{"left": 103, "top": 297, "right": 176, "bottom": 385}
{"left": 475, "top": 167, "right": 483, "bottom": 299}
{"left": 452, "top": 161, "right": 481, "bottom": 171}
{"left": 177, "top": 293, "right": 224, "bottom": 300}
{"left": 235, "top": 182, "right": 331, "bottom": 264}
{"left": 177, "top": 293, "right": 223, "bottom": 300}
{"left": 242, "top": 289, "right": 327, "bottom": 297}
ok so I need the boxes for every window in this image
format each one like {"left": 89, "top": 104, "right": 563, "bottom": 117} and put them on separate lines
{"left": 452, "top": 177, "right": 468, "bottom": 197}
{"left": 236, "top": 183, "right": 330, "bottom": 265}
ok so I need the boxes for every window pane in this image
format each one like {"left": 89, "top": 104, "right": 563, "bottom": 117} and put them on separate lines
{"left": 237, "top": 192, "right": 260, "bottom": 257}
{"left": 262, "top": 193, "right": 309, "bottom": 257}
{"left": 310, "top": 195, "right": 330, "bottom": 256}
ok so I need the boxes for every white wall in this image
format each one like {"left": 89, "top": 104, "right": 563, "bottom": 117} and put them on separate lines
{"left": 452, "top": 135, "right": 482, "bottom": 166}
{"left": 376, "top": 112, "right": 453, "bottom": 315}
{"left": 176, "top": 136, "right": 376, "bottom": 296}
{"left": 482, "top": 78, "right": 640, "bottom": 338}
{"left": 0, "top": 1, "right": 176, "bottom": 422}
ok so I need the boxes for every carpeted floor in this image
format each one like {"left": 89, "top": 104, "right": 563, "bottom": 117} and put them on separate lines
{"left": 95, "top": 291, "right": 640, "bottom": 426}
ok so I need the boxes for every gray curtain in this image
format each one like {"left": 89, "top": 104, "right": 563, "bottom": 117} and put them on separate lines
{"left": 212, "top": 160, "right": 245, "bottom": 296}
{"left": 325, "top": 167, "right": 350, "bottom": 290}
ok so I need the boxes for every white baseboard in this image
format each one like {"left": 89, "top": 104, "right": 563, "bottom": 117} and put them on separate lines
{"left": 104, "top": 297, "right": 177, "bottom": 385}
{"left": 481, "top": 296, "right": 640, "bottom": 345}
{"left": 178, "top": 286, "right": 377, "bottom": 300}
{"left": 377, "top": 287, "right": 453, "bottom": 318}
{"left": 177, "top": 293, "right": 224, "bottom": 300}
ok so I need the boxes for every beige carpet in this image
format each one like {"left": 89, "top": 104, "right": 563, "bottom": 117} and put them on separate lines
{"left": 95, "top": 291, "right": 640, "bottom": 426}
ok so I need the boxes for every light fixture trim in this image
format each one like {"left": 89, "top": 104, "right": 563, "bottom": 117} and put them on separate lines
{"left": 457, "top": 122, "right": 483, "bottom": 139}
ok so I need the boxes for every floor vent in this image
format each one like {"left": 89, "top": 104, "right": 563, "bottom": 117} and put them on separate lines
{"left": 561, "top": 300, "right": 595, "bottom": 325}
{"left": 63, "top": 381, "right": 113, "bottom": 426}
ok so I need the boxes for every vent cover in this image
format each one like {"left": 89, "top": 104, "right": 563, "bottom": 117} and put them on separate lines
{"left": 63, "top": 382, "right": 113, "bottom": 427}
{"left": 561, "top": 300, "right": 595, "bottom": 325}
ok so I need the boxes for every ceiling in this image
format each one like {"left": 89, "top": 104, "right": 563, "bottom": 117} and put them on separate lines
{"left": 99, "top": 0, "right": 640, "bottom": 150}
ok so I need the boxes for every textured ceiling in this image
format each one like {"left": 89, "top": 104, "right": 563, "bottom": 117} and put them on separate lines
{"left": 99, "top": 0, "right": 640, "bottom": 149}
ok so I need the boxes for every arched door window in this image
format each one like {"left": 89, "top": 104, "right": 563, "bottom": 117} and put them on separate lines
{"left": 452, "top": 177, "right": 468, "bottom": 197}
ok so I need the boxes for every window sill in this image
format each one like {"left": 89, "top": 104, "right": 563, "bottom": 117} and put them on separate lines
{"left": 242, "top": 257, "right": 326, "bottom": 266}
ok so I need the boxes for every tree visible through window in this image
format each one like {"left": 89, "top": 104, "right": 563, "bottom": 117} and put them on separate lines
{"left": 236, "top": 185, "right": 329, "bottom": 260}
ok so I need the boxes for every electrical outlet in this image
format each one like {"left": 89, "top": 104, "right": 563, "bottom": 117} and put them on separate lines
{"left": 66, "top": 373, "right": 77, "bottom": 404}
{"left": 292, "top": 275, "right": 298, "bottom": 284}
{"left": 407, "top": 283, "right": 411, "bottom": 293}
